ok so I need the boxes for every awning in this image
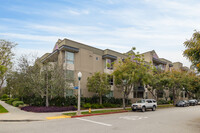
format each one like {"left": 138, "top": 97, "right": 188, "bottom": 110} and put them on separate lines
{"left": 102, "top": 54, "right": 117, "bottom": 60}
{"left": 59, "top": 45, "right": 79, "bottom": 53}
{"left": 41, "top": 49, "right": 59, "bottom": 63}
{"left": 153, "top": 57, "right": 167, "bottom": 65}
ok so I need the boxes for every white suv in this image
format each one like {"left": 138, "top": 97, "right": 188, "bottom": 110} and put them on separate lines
{"left": 131, "top": 99, "right": 157, "bottom": 112}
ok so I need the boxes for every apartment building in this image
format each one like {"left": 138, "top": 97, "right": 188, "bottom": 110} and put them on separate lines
{"left": 39, "top": 38, "right": 190, "bottom": 101}
{"left": 39, "top": 38, "right": 127, "bottom": 98}
{"left": 141, "top": 50, "right": 174, "bottom": 72}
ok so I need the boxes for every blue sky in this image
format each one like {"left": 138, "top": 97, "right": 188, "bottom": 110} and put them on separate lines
{"left": 1, "top": 0, "right": 200, "bottom": 67}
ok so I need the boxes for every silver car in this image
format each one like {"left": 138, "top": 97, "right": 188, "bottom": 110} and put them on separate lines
{"left": 131, "top": 99, "right": 157, "bottom": 112}
{"left": 189, "top": 99, "right": 198, "bottom": 106}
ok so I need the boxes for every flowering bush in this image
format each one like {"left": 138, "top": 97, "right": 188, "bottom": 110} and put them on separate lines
{"left": 21, "top": 106, "right": 77, "bottom": 113}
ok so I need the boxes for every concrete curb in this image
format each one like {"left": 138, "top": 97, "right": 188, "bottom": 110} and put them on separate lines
{"left": 70, "top": 110, "right": 129, "bottom": 118}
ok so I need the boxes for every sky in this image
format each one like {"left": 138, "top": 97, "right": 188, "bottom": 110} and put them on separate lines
{"left": 1, "top": 0, "right": 200, "bottom": 67}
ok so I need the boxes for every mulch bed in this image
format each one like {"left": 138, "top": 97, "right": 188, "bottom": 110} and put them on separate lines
{"left": 21, "top": 106, "right": 77, "bottom": 113}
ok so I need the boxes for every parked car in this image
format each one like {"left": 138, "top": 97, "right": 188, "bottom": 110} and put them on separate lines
{"left": 131, "top": 99, "right": 157, "bottom": 112}
{"left": 189, "top": 99, "right": 198, "bottom": 106}
{"left": 183, "top": 100, "right": 190, "bottom": 106}
{"left": 176, "top": 100, "right": 189, "bottom": 107}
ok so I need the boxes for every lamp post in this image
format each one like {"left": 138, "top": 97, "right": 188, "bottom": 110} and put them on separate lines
{"left": 122, "top": 79, "right": 127, "bottom": 110}
{"left": 77, "top": 72, "right": 82, "bottom": 115}
{"left": 183, "top": 88, "right": 185, "bottom": 100}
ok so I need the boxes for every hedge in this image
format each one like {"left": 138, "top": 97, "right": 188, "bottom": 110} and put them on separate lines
{"left": 12, "top": 101, "right": 24, "bottom": 107}
{"left": 21, "top": 95, "right": 131, "bottom": 107}
{"left": 5, "top": 98, "right": 20, "bottom": 105}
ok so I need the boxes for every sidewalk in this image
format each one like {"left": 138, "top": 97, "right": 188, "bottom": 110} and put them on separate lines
{"left": 0, "top": 101, "right": 66, "bottom": 121}
{"left": 0, "top": 100, "right": 129, "bottom": 121}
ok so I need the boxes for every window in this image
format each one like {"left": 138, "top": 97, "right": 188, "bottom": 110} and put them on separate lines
{"left": 136, "top": 100, "right": 145, "bottom": 103}
{"left": 108, "top": 75, "right": 113, "bottom": 85}
{"left": 106, "top": 91, "right": 113, "bottom": 98}
{"left": 107, "top": 59, "right": 114, "bottom": 70}
{"left": 157, "top": 90, "right": 164, "bottom": 98}
{"left": 96, "top": 57, "right": 99, "bottom": 60}
{"left": 147, "top": 100, "right": 152, "bottom": 103}
{"left": 65, "top": 51, "right": 74, "bottom": 64}
{"left": 134, "top": 91, "right": 144, "bottom": 98}
{"left": 66, "top": 70, "right": 74, "bottom": 81}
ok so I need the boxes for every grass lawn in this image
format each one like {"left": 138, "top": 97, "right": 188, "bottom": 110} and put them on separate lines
{"left": 63, "top": 109, "right": 126, "bottom": 116}
{"left": 0, "top": 104, "right": 8, "bottom": 113}
{"left": 63, "top": 104, "right": 174, "bottom": 116}
{"left": 157, "top": 104, "right": 174, "bottom": 108}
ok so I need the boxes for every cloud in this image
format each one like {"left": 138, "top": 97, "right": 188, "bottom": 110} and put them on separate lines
{"left": 1, "top": 0, "right": 196, "bottom": 68}
{"left": 0, "top": 33, "right": 63, "bottom": 42}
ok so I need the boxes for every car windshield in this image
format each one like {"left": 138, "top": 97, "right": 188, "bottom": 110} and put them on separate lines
{"left": 137, "top": 100, "right": 145, "bottom": 103}
{"left": 178, "top": 101, "right": 183, "bottom": 103}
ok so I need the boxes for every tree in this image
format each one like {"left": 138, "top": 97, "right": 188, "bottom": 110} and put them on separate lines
{"left": 113, "top": 48, "right": 152, "bottom": 109}
{"left": 0, "top": 39, "right": 17, "bottom": 90}
{"left": 147, "top": 70, "right": 164, "bottom": 100}
{"left": 160, "top": 70, "right": 187, "bottom": 105}
{"left": 6, "top": 55, "right": 71, "bottom": 107}
{"left": 182, "top": 72, "right": 200, "bottom": 99}
{"left": 87, "top": 72, "right": 111, "bottom": 104}
{"left": 183, "top": 30, "right": 200, "bottom": 72}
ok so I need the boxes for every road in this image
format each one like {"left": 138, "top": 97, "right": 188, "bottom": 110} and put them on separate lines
{"left": 1, "top": 106, "right": 200, "bottom": 133}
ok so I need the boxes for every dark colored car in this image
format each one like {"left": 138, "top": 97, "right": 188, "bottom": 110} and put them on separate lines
{"left": 189, "top": 99, "right": 198, "bottom": 106}
{"left": 176, "top": 100, "right": 189, "bottom": 107}
{"left": 183, "top": 100, "right": 190, "bottom": 106}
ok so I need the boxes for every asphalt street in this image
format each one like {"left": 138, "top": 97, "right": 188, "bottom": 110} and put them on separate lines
{"left": 1, "top": 106, "right": 200, "bottom": 133}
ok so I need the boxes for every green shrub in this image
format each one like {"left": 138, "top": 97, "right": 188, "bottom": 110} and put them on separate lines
{"left": 1, "top": 94, "right": 8, "bottom": 99}
{"left": 13, "top": 98, "right": 20, "bottom": 101}
{"left": 157, "top": 99, "right": 173, "bottom": 105}
{"left": 168, "top": 100, "right": 173, "bottom": 104}
{"left": 98, "top": 104, "right": 104, "bottom": 108}
{"left": 91, "top": 104, "right": 104, "bottom": 109}
{"left": 1, "top": 94, "right": 9, "bottom": 101}
{"left": 5, "top": 99, "right": 15, "bottom": 105}
{"left": 83, "top": 103, "right": 92, "bottom": 108}
{"left": 21, "top": 95, "right": 129, "bottom": 107}
{"left": 12, "top": 101, "right": 24, "bottom": 107}
{"left": 103, "top": 103, "right": 117, "bottom": 108}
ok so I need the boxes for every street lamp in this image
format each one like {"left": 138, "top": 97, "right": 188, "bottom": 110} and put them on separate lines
{"left": 77, "top": 72, "right": 82, "bottom": 115}
{"left": 183, "top": 88, "right": 185, "bottom": 100}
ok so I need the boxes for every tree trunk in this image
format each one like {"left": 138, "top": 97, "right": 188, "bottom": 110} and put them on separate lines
{"left": 123, "top": 97, "right": 125, "bottom": 110}
{"left": 149, "top": 89, "right": 157, "bottom": 100}
{"left": 173, "top": 87, "right": 176, "bottom": 105}
{"left": 46, "top": 72, "right": 49, "bottom": 107}
{"left": 100, "top": 94, "right": 102, "bottom": 105}
{"left": 123, "top": 91, "right": 126, "bottom": 109}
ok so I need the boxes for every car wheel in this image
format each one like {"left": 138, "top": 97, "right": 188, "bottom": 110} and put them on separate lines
{"left": 132, "top": 109, "right": 136, "bottom": 111}
{"left": 152, "top": 106, "right": 156, "bottom": 111}
{"left": 183, "top": 104, "right": 186, "bottom": 107}
{"left": 141, "top": 106, "right": 146, "bottom": 112}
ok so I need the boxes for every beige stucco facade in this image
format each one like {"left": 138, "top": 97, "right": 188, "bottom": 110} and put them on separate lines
{"left": 39, "top": 38, "right": 192, "bottom": 101}
{"left": 40, "top": 38, "right": 128, "bottom": 99}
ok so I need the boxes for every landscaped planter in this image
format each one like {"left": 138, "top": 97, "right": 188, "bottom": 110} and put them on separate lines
{"left": 21, "top": 106, "right": 77, "bottom": 113}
